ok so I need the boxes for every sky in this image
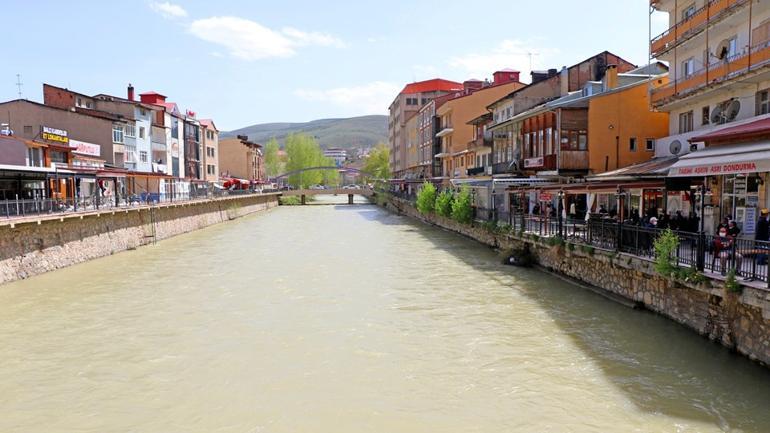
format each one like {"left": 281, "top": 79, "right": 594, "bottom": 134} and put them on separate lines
{"left": 1, "top": 0, "right": 669, "bottom": 131}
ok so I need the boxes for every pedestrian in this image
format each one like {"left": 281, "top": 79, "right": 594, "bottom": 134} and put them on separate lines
{"left": 756, "top": 209, "right": 770, "bottom": 266}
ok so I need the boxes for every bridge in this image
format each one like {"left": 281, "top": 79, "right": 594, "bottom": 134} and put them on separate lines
{"left": 272, "top": 166, "right": 378, "bottom": 180}
{"left": 281, "top": 188, "right": 373, "bottom": 204}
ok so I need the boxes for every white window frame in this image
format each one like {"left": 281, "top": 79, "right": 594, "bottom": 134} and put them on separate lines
{"left": 112, "top": 124, "right": 124, "bottom": 143}
{"left": 125, "top": 124, "right": 136, "bottom": 138}
{"left": 140, "top": 151, "right": 148, "bottom": 163}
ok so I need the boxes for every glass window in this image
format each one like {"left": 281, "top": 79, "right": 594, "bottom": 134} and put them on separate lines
{"left": 578, "top": 131, "right": 587, "bottom": 151}
{"left": 702, "top": 106, "right": 710, "bottom": 125}
{"left": 139, "top": 127, "right": 145, "bottom": 139}
{"left": 629, "top": 137, "right": 637, "bottom": 152}
{"left": 757, "top": 90, "right": 770, "bottom": 115}
{"left": 171, "top": 118, "right": 179, "bottom": 139}
{"left": 112, "top": 124, "right": 124, "bottom": 143}
{"left": 678, "top": 111, "right": 694, "bottom": 134}
{"left": 140, "top": 151, "right": 148, "bottom": 163}
{"left": 125, "top": 124, "right": 136, "bottom": 138}
{"left": 645, "top": 138, "right": 655, "bottom": 151}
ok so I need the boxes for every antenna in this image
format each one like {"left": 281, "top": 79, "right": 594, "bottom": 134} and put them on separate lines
{"left": 15, "top": 74, "right": 23, "bottom": 99}
{"left": 527, "top": 52, "right": 540, "bottom": 72}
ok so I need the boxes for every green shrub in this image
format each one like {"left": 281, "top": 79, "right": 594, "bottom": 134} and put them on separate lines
{"left": 435, "top": 189, "right": 454, "bottom": 217}
{"left": 725, "top": 268, "right": 742, "bottom": 293}
{"left": 547, "top": 236, "right": 565, "bottom": 247}
{"left": 481, "top": 220, "right": 498, "bottom": 233}
{"left": 279, "top": 196, "right": 302, "bottom": 205}
{"left": 451, "top": 187, "right": 473, "bottom": 224}
{"left": 415, "top": 182, "right": 437, "bottom": 215}
{"left": 567, "top": 242, "right": 575, "bottom": 251}
{"left": 653, "top": 228, "right": 679, "bottom": 277}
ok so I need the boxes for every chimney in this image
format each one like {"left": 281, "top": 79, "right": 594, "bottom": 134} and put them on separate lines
{"left": 493, "top": 69, "right": 520, "bottom": 85}
{"left": 463, "top": 79, "right": 484, "bottom": 94}
{"left": 127, "top": 83, "right": 134, "bottom": 101}
{"left": 559, "top": 66, "right": 569, "bottom": 96}
{"left": 604, "top": 64, "right": 619, "bottom": 90}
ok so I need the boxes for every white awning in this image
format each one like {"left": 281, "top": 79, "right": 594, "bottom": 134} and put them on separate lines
{"left": 435, "top": 128, "right": 454, "bottom": 138}
{"left": 668, "top": 141, "right": 770, "bottom": 177}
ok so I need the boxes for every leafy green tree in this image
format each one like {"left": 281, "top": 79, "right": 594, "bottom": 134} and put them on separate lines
{"left": 321, "top": 156, "right": 340, "bottom": 187}
{"left": 451, "top": 187, "right": 474, "bottom": 224}
{"left": 285, "top": 133, "right": 325, "bottom": 188}
{"left": 362, "top": 143, "right": 390, "bottom": 185}
{"left": 653, "top": 228, "right": 679, "bottom": 277}
{"left": 264, "top": 138, "right": 282, "bottom": 178}
{"left": 435, "top": 189, "right": 454, "bottom": 217}
{"left": 416, "top": 182, "right": 437, "bottom": 214}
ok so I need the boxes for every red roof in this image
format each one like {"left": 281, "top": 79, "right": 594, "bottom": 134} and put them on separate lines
{"left": 401, "top": 78, "right": 463, "bottom": 95}
{"left": 690, "top": 117, "right": 770, "bottom": 143}
{"left": 199, "top": 119, "right": 217, "bottom": 131}
{"left": 138, "top": 91, "right": 167, "bottom": 98}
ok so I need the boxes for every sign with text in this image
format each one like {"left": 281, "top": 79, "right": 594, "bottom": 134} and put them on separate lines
{"left": 524, "top": 156, "right": 544, "bottom": 168}
{"left": 69, "top": 139, "right": 101, "bottom": 157}
{"left": 41, "top": 126, "right": 69, "bottom": 145}
{"left": 669, "top": 160, "right": 770, "bottom": 177}
{"left": 539, "top": 192, "right": 553, "bottom": 201}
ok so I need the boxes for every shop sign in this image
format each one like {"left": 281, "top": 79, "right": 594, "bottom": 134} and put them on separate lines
{"left": 524, "top": 156, "right": 544, "bottom": 168}
{"left": 539, "top": 192, "right": 553, "bottom": 201}
{"left": 41, "top": 126, "right": 69, "bottom": 144}
{"left": 69, "top": 139, "right": 101, "bottom": 157}
{"left": 670, "top": 160, "right": 770, "bottom": 177}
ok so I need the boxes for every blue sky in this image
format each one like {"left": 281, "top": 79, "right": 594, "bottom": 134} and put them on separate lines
{"left": 1, "top": 1, "right": 668, "bottom": 130}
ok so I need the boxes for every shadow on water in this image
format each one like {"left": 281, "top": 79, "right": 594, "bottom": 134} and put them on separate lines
{"left": 340, "top": 204, "right": 770, "bottom": 432}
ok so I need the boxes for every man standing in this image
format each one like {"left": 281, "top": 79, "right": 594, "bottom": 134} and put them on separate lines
{"left": 755, "top": 209, "right": 770, "bottom": 265}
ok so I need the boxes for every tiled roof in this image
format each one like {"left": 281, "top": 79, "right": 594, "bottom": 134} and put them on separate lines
{"left": 401, "top": 78, "right": 463, "bottom": 95}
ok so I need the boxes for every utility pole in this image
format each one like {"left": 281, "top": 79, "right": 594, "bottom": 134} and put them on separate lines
{"left": 527, "top": 52, "right": 540, "bottom": 73}
{"left": 15, "top": 74, "right": 23, "bottom": 99}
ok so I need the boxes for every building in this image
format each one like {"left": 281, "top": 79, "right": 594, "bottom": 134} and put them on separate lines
{"left": 219, "top": 136, "right": 264, "bottom": 182}
{"left": 200, "top": 119, "right": 220, "bottom": 182}
{"left": 435, "top": 71, "right": 525, "bottom": 181}
{"left": 323, "top": 148, "right": 347, "bottom": 167}
{"left": 651, "top": 0, "right": 770, "bottom": 235}
{"left": 487, "top": 52, "right": 638, "bottom": 178}
{"left": 388, "top": 78, "right": 463, "bottom": 177}
{"left": 139, "top": 91, "right": 185, "bottom": 178}
{"left": 183, "top": 114, "right": 202, "bottom": 180}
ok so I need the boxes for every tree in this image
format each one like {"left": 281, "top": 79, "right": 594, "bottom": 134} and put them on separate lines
{"left": 321, "top": 156, "right": 340, "bottom": 187}
{"left": 362, "top": 143, "right": 390, "bottom": 185}
{"left": 451, "top": 187, "right": 474, "bottom": 224}
{"left": 285, "top": 133, "right": 325, "bottom": 188}
{"left": 416, "top": 182, "right": 437, "bottom": 214}
{"left": 264, "top": 137, "right": 282, "bottom": 178}
{"left": 435, "top": 189, "right": 454, "bottom": 217}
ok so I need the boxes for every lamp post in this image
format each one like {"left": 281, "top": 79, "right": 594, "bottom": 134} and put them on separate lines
{"left": 558, "top": 189, "right": 564, "bottom": 237}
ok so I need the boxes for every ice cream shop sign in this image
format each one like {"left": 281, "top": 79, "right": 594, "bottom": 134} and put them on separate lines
{"left": 670, "top": 161, "right": 770, "bottom": 177}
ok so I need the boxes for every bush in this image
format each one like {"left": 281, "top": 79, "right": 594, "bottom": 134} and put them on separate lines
{"left": 279, "top": 196, "right": 302, "bottom": 205}
{"left": 451, "top": 187, "right": 473, "bottom": 224}
{"left": 725, "top": 268, "right": 742, "bottom": 293}
{"left": 435, "top": 189, "right": 454, "bottom": 217}
{"left": 415, "top": 182, "right": 437, "bottom": 215}
{"left": 654, "top": 228, "right": 679, "bottom": 277}
{"left": 547, "top": 236, "right": 565, "bottom": 248}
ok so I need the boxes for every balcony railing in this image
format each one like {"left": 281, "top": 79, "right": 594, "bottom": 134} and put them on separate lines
{"left": 652, "top": 38, "right": 770, "bottom": 106}
{"left": 151, "top": 141, "right": 167, "bottom": 152}
{"left": 650, "top": 0, "right": 749, "bottom": 57}
{"left": 492, "top": 161, "right": 516, "bottom": 175}
{"left": 466, "top": 166, "right": 486, "bottom": 176}
{"left": 522, "top": 154, "right": 557, "bottom": 171}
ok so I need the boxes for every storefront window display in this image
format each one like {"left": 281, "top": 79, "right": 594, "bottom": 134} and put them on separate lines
{"left": 721, "top": 173, "right": 761, "bottom": 236}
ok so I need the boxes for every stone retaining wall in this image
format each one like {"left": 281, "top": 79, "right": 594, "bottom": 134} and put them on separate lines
{"left": 0, "top": 194, "right": 279, "bottom": 285}
{"left": 385, "top": 196, "right": 770, "bottom": 367}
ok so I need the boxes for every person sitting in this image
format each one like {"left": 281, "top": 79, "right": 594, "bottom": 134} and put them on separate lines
{"left": 728, "top": 220, "right": 741, "bottom": 238}
{"left": 715, "top": 226, "right": 743, "bottom": 276}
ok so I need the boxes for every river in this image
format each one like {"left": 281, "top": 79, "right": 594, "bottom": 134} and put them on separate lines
{"left": 1, "top": 196, "right": 769, "bottom": 432}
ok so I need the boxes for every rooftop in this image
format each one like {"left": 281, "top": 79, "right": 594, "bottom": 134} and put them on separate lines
{"left": 400, "top": 78, "right": 464, "bottom": 95}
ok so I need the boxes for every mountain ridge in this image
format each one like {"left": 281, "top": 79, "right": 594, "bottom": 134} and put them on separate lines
{"left": 222, "top": 115, "right": 387, "bottom": 150}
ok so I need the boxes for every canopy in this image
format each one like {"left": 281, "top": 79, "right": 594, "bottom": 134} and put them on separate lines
{"left": 668, "top": 141, "right": 770, "bottom": 177}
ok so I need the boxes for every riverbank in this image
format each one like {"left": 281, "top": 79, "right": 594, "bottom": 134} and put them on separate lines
{"left": 382, "top": 195, "right": 770, "bottom": 367}
{"left": 0, "top": 193, "right": 279, "bottom": 285}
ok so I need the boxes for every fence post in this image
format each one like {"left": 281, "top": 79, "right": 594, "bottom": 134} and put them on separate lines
{"left": 696, "top": 232, "right": 705, "bottom": 271}
{"left": 616, "top": 220, "right": 622, "bottom": 252}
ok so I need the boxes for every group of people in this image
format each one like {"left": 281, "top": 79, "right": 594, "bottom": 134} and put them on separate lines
{"left": 623, "top": 208, "right": 701, "bottom": 232}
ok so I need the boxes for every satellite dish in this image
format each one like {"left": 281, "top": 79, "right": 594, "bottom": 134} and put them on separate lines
{"left": 710, "top": 106, "right": 724, "bottom": 124}
{"left": 690, "top": 143, "right": 699, "bottom": 152}
{"left": 716, "top": 39, "right": 730, "bottom": 60}
{"left": 724, "top": 99, "right": 741, "bottom": 122}
{"left": 670, "top": 139, "right": 682, "bottom": 155}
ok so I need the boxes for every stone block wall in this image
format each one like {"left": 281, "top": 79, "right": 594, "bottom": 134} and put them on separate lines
{"left": 386, "top": 196, "right": 770, "bottom": 367}
{"left": 0, "top": 194, "right": 278, "bottom": 285}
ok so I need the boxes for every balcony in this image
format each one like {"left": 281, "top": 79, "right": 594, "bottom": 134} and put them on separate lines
{"left": 466, "top": 166, "right": 486, "bottom": 176}
{"left": 560, "top": 150, "right": 589, "bottom": 170}
{"left": 523, "top": 154, "right": 556, "bottom": 171}
{"left": 651, "top": 39, "right": 770, "bottom": 106}
{"left": 651, "top": 0, "right": 749, "bottom": 57}
{"left": 152, "top": 141, "right": 167, "bottom": 152}
{"left": 492, "top": 160, "right": 517, "bottom": 175}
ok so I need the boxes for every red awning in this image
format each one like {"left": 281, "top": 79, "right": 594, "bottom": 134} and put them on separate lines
{"left": 690, "top": 117, "right": 770, "bottom": 143}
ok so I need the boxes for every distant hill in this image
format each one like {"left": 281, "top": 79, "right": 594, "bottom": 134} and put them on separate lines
{"left": 222, "top": 115, "right": 387, "bottom": 150}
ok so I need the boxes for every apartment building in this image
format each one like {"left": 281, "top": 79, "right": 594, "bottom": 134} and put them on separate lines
{"left": 388, "top": 78, "right": 463, "bottom": 177}
{"left": 219, "top": 137, "right": 264, "bottom": 181}
{"left": 651, "top": 0, "right": 770, "bottom": 235}
{"left": 436, "top": 71, "right": 525, "bottom": 181}
{"left": 140, "top": 91, "right": 185, "bottom": 178}
{"left": 200, "top": 119, "right": 219, "bottom": 182}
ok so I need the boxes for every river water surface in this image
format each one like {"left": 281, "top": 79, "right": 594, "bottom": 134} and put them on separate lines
{"left": 2, "top": 197, "right": 770, "bottom": 432}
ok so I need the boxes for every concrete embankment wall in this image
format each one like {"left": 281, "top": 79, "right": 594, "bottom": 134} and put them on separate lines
{"left": 0, "top": 194, "right": 279, "bottom": 285}
{"left": 384, "top": 196, "right": 770, "bottom": 367}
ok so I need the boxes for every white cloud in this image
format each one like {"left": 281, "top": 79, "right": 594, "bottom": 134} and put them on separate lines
{"left": 150, "top": 1, "right": 187, "bottom": 19}
{"left": 188, "top": 16, "right": 345, "bottom": 60}
{"left": 448, "top": 39, "right": 559, "bottom": 83}
{"left": 282, "top": 27, "right": 346, "bottom": 48}
{"left": 294, "top": 81, "right": 400, "bottom": 115}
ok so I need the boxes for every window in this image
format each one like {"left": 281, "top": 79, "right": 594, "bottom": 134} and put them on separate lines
{"left": 681, "top": 58, "right": 694, "bottom": 78}
{"left": 702, "top": 106, "right": 710, "bottom": 125}
{"left": 26, "top": 147, "right": 43, "bottom": 167}
{"left": 140, "top": 151, "right": 148, "bottom": 163}
{"left": 139, "top": 126, "right": 145, "bottom": 139}
{"left": 171, "top": 118, "right": 179, "bottom": 139}
{"left": 682, "top": 4, "right": 696, "bottom": 20}
{"left": 578, "top": 131, "right": 587, "bottom": 151}
{"left": 140, "top": 108, "right": 147, "bottom": 116}
{"left": 757, "top": 90, "right": 770, "bottom": 115}
{"left": 125, "top": 124, "right": 136, "bottom": 138}
{"left": 112, "top": 124, "right": 124, "bottom": 143}
{"left": 645, "top": 138, "right": 655, "bottom": 152}
{"left": 678, "top": 111, "right": 694, "bottom": 134}
{"left": 629, "top": 137, "right": 637, "bottom": 151}
{"left": 23, "top": 125, "right": 32, "bottom": 135}
{"left": 76, "top": 97, "right": 82, "bottom": 107}
{"left": 727, "top": 36, "right": 738, "bottom": 59}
